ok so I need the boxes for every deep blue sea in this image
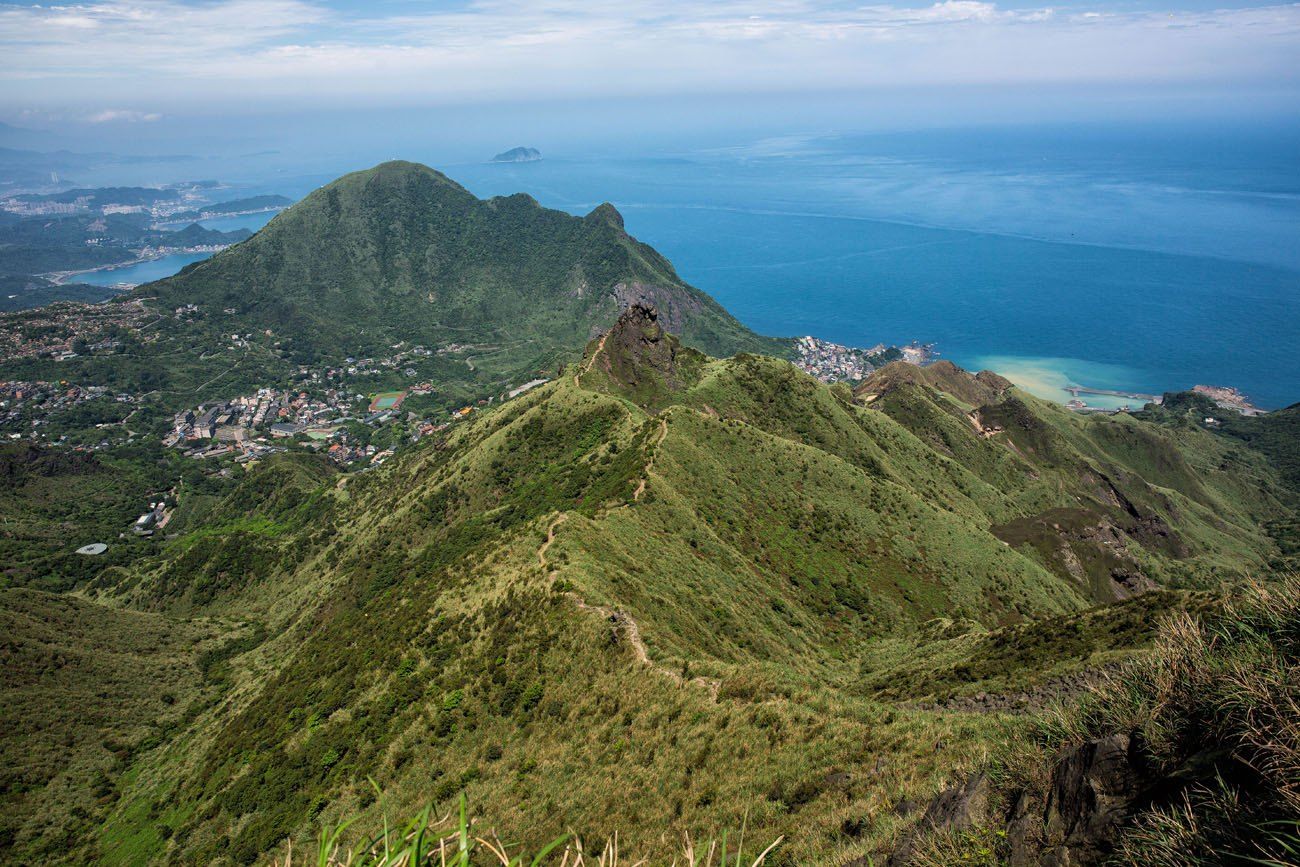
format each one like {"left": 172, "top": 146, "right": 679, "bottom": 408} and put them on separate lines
{"left": 136, "top": 122, "right": 1300, "bottom": 408}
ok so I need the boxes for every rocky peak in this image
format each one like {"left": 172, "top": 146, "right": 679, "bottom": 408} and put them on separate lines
{"left": 605, "top": 303, "right": 673, "bottom": 374}
{"left": 582, "top": 303, "right": 705, "bottom": 409}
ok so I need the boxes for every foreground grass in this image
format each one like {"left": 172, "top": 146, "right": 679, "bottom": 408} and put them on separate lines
{"left": 272, "top": 794, "right": 780, "bottom": 867}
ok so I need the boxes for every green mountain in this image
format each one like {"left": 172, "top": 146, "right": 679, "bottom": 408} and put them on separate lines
{"left": 165, "top": 222, "right": 253, "bottom": 247}
{"left": 4, "top": 304, "right": 1293, "bottom": 864}
{"left": 142, "top": 160, "right": 784, "bottom": 366}
{"left": 0, "top": 162, "right": 786, "bottom": 412}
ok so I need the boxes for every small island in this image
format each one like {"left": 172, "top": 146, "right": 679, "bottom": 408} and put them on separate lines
{"left": 491, "top": 146, "right": 542, "bottom": 163}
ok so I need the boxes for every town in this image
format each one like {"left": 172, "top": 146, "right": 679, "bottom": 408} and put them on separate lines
{"left": 795, "top": 335, "right": 908, "bottom": 382}
{"left": 162, "top": 376, "right": 551, "bottom": 468}
{"left": 0, "top": 298, "right": 156, "bottom": 361}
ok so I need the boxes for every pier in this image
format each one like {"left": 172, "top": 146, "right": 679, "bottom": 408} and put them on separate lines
{"left": 1066, "top": 384, "right": 1160, "bottom": 404}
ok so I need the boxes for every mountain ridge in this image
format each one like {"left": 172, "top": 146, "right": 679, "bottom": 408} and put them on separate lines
{"left": 5, "top": 306, "right": 1278, "bottom": 863}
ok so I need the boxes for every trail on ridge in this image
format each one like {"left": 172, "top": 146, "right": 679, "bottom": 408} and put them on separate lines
{"left": 534, "top": 504, "right": 719, "bottom": 701}
{"left": 573, "top": 333, "right": 608, "bottom": 386}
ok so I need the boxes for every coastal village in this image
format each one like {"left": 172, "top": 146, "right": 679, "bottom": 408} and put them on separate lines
{"left": 794, "top": 335, "right": 925, "bottom": 382}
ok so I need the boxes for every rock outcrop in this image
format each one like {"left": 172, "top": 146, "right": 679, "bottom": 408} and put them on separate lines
{"left": 880, "top": 734, "right": 1157, "bottom": 866}
{"left": 1005, "top": 734, "right": 1152, "bottom": 866}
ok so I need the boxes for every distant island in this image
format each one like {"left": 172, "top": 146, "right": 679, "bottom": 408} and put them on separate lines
{"left": 491, "top": 146, "right": 542, "bottom": 163}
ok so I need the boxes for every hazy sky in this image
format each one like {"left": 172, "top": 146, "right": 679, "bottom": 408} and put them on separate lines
{"left": 2, "top": 0, "right": 1299, "bottom": 128}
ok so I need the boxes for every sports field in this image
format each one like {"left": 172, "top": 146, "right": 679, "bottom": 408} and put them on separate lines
{"left": 368, "top": 391, "right": 407, "bottom": 412}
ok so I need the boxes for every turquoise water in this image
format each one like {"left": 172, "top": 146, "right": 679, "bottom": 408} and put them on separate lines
{"left": 76, "top": 253, "right": 210, "bottom": 286}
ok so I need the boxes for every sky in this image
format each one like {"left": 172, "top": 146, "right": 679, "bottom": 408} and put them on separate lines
{"left": 2, "top": 0, "right": 1299, "bottom": 132}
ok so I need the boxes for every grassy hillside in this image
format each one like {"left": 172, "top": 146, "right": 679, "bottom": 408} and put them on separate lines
{"left": 0, "top": 307, "right": 1274, "bottom": 865}
{"left": 895, "top": 578, "right": 1300, "bottom": 866}
{"left": 0, "top": 589, "right": 243, "bottom": 859}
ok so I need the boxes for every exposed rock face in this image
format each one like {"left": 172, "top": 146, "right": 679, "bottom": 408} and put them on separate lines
{"left": 882, "top": 774, "right": 993, "bottom": 865}
{"left": 601, "top": 303, "right": 690, "bottom": 390}
{"left": 991, "top": 507, "right": 1166, "bottom": 603}
{"left": 880, "top": 734, "right": 1155, "bottom": 866}
{"left": 610, "top": 281, "right": 707, "bottom": 338}
{"left": 1006, "top": 734, "right": 1152, "bottom": 866}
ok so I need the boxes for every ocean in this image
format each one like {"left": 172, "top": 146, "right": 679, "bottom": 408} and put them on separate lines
{"left": 144, "top": 121, "right": 1300, "bottom": 408}
{"left": 446, "top": 122, "right": 1300, "bottom": 409}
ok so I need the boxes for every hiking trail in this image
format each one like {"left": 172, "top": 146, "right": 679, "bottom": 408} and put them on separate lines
{"left": 573, "top": 333, "right": 608, "bottom": 386}
{"left": 534, "top": 510, "right": 719, "bottom": 701}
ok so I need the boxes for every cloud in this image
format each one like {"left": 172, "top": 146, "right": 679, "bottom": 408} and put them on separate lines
{"left": 85, "top": 109, "right": 162, "bottom": 123}
{"left": 0, "top": 0, "right": 1297, "bottom": 109}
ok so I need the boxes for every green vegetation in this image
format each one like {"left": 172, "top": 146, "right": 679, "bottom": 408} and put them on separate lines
{"left": 0, "top": 171, "right": 1296, "bottom": 865}
{"left": 905, "top": 578, "right": 1300, "bottom": 865}
{"left": 0, "top": 274, "right": 116, "bottom": 311}
{"left": 0, "top": 588, "right": 241, "bottom": 859}
{"left": 270, "top": 793, "right": 779, "bottom": 866}
{"left": 0, "top": 440, "right": 238, "bottom": 592}
{"left": 1, "top": 307, "right": 1289, "bottom": 864}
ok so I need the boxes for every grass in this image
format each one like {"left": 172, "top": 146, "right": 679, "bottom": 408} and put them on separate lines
{"left": 4, "top": 321, "right": 1298, "bottom": 865}
{"left": 271, "top": 793, "right": 781, "bottom": 867}
{"left": 0, "top": 588, "right": 239, "bottom": 860}
{"left": 902, "top": 577, "right": 1300, "bottom": 865}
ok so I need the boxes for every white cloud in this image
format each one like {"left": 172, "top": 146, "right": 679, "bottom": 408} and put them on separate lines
{"left": 0, "top": 0, "right": 1297, "bottom": 108}
{"left": 86, "top": 109, "right": 162, "bottom": 123}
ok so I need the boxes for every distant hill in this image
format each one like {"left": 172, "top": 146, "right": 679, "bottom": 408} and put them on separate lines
{"left": 491, "top": 146, "right": 542, "bottom": 163}
{"left": 170, "top": 194, "right": 292, "bottom": 221}
{"left": 13, "top": 186, "right": 176, "bottom": 208}
{"left": 0, "top": 275, "right": 116, "bottom": 311}
{"left": 136, "top": 160, "right": 785, "bottom": 368}
{"left": 163, "top": 222, "right": 253, "bottom": 247}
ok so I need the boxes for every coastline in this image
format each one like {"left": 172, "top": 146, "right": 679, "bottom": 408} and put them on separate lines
{"left": 42, "top": 245, "right": 229, "bottom": 287}
{"left": 42, "top": 254, "right": 164, "bottom": 286}
{"left": 153, "top": 204, "right": 285, "bottom": 229}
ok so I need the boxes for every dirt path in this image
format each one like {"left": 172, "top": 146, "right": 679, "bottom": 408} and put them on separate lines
{"left": 538, "top": 513, "right": 568, "bottom": 572}
{"left": 534, "top": 510, "right": 719, "bottom": 700}
{"left": 631, "top": 417, "right": 669, "bottom": 501}
{"left": 570, "top": 596, "right": 721, "bottom": 700}
{"left": 573, "top": 333, "right": 609, "bottom": 386}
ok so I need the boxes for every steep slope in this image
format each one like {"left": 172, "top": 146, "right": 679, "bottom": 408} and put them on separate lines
{"left": 17, "top": 308, "right": 1282, "bottom": 866}
{"left": 142, "top": 161, "right": 785, "bottom": 366}
{"left": 857, "top": 361, "right": 1288, "bottom": 598}
{"left": 0, "top": 589, "right": 242, "bottom": 860}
